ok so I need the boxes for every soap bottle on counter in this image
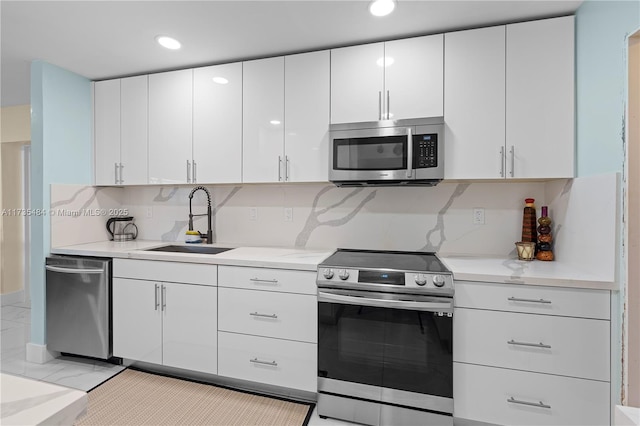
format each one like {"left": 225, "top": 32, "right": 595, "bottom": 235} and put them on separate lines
{"left": 521, "top": 198, "right": 537, "bottom": 243}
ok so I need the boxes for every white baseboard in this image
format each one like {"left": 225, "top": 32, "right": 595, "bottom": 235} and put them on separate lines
{"left": 1, "top": 290, "right": 24, "bottom": 306}
{"left": 26, "top": 343, "right": 60, "bottom": 364}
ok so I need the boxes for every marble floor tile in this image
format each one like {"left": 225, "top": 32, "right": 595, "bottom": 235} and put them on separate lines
{"left": 1, "top": 356, "right": 68, "bottom": 381}
{"left": 1, "top": 306, "right": 31, "bottom": 324}
{"left": 42, "top": 356, "right": 124, "bottom": 391}
{"left": 0, "top": 321, "right": 30, "bottom": 356}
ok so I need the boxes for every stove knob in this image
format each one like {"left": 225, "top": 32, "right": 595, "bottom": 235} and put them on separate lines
{"left": 414, "top": 274, "right": 427, "bottom": 286}
{"left": 338, "top": 269, "right": 350, "bottom": 280}
{"left": 433, "top": 275, "right": 446, "bottom": 287}
{"left": 322, "top": 269, "right": 334, "bottom": 279}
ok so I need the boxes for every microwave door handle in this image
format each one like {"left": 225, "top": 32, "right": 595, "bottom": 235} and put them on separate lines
{"left": 406, "top": 127, "right": 413, "bottom": 178}
{"left": 318, "top": 290, "right": 452, "bottom": 313}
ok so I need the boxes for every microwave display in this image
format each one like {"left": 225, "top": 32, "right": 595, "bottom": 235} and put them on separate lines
{"left": 333, "top": 134, "right": 437, "bottom": 171}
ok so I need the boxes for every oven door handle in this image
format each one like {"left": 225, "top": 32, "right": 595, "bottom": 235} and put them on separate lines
{"left": 318, "top": 290, "right": 453, "bottom": 313}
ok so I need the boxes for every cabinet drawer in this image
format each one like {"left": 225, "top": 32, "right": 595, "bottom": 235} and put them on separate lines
{"left": 454, "top": 308, "right": 610, "bottom": 381}
{"left": 454, "top": 281, "right": 610, "bottom": 319}
{"left": 218, "top": 332, "right": 317, "bottom": 392}
{"left": 454, "top": 363, "right": 610, "bottom": 426}
{"left": 218, "top": 266, "right": 316, "bottom": 295}
{"left": 113, "top": 259, "right": 217, "bottom": 286}
{"left": 218, "top": 288, "right": 317, "bottom": 343}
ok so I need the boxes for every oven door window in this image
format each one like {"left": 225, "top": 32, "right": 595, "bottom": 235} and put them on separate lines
{"left": 318, "top": 301, "right": 452, "bottom": 398}
{"left": 333, "top": 135, "right": 407, "bottom": 171}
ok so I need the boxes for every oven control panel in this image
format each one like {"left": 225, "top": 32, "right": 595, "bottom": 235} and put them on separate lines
{"left": 318, "top": 268, "right": 453, "bottom": 293}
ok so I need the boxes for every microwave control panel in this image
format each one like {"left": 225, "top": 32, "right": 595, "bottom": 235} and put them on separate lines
{"left": 414, "top": 134, "right": 438, "bottom": 169}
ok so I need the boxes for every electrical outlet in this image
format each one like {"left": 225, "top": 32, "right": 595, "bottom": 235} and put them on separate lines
{"left": 473, "top": 208, "right": 485, "bottom": 225}
{"left": 284, "top": 208, "right": 293, "bottom": 222}
{"left": 249, "top": 207, "right": 258, "bottom": 221}
{"left": 146, "top": 207, "right": 153, "bottom": 218}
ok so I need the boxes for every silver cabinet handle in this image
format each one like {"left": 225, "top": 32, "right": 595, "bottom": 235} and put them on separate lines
{"left": 507, "top": 397, "right": 551, "bottom": 409}
{"left": 186, "top": 160, "right": 191, "bottom": 183}
{"left": 378, "top": 91, "right": 382, "bottom": 120}
{"left": 508, "top": 297, "right": 552, "bottom": 304}
{"left": 500, "top": 146, "right": 505, "bottom": 177}
{"left": 119, "top": 163, "right": 124, "bottom": 184}
{"left": 114, "top": 163, "right": 119, "bottom": 184}
{"left": 285, "top": 156, "right": 290, "bottom": 182}
{"left": 192, "top": 161, "right": 197, "bottom": 183}
{"left": 154, "top": 283, "right": 159, "bottom": 311}
{"left": 406, "top": 127, "right": 413, "bottom": 178}
{"left": 45, "top": 265, "right": 104, "bottom": 274}
{"left": 278, "top": 156, "right": 282, "bottom": 181}
{"left": 249, "top": 278, "right": 279, "bottom": 284}
{"left": 509, "top": 145, "right": 515, "bottom": 177}
{"left": 161, "top": 284, "right": 166, "bottom": 311}
{"left": 250, "top": 358, "right": 278, "bottom": 367}
{"left": 249, "top": 312, "right": 278, "bottom": 319}
{"left": 386, "top": 90, "right": 390, "bottom": 120}
{"left": 507, "top": 339, "right": 551, "bottom": 349}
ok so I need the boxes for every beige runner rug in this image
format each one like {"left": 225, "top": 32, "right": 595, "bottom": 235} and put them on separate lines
{"left": 75, "top": 369, "right": 313, "bottom": 426}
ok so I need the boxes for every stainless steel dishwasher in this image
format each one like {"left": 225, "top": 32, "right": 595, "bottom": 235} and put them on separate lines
{"left": 45, "top": 255, "right": 112, "bottom": 359}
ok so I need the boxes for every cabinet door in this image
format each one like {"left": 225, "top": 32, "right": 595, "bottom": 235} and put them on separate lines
{"left": 148, "top": 69, "right": 193, "bottom": 184}
{"left": 162, "top": 283, "right": 217, "bottom": 375}
{"left": 384, "top": 35, "right": 443, "bottom": 120}
{"left": 242, "top": 57, "right": 285, "bottom": 183}
{"left": 444, "top": 26, "right": 506, "bottom": 179}
{"left": 284, "top": 50, "right": 330, "bottom": 182}
{"left": 506, "top": 16, "right": 575, "bottom": 178}
{"left": 112, "top": 278, "right": 162, "bottom": 364}
{"left": 193, "top": 63, "right": 242, "bottom": 183}
{"left": 120, "top": 75, "right": 148, "bottom": 185}
{"left": 330, "top": 43, "right": 384, "bottom": 124}
{"left": 94, "top": 79, "right": 120, "bottom": 185}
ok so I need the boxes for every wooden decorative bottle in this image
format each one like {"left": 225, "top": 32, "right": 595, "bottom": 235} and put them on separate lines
{"left": 521, "top": 198, "right": 537, "bottom": 243}
{"left": 536, "top": 206, "right": 554, "bottom": 261}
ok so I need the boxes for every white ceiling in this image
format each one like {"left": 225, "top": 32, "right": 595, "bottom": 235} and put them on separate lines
{"left": 1, "top": 0, "right": 582, "bottom": 107}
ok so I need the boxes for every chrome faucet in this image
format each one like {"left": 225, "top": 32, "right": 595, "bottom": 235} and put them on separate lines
{"left": 188, "top": 186, "right": 213, "bottom": 244}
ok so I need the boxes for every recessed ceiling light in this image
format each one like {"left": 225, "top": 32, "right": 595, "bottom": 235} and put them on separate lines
{"left": 270, "top": 120, "right": 281, "bottom": 125}
{"left": 376, "top": 57, "right": 395, "bottom": 67}
{"left": 369, "top": 0, "right": 396, "bottom": 17}
{"left": 212, "top": 77, "right": 229, "bottom": 84}
{"left": 155, "top": 35, "right": 181, "bottom": 50}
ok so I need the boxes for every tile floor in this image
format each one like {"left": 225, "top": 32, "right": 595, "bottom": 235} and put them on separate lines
{"left": 0, "top": 302, "right": 351, "bottom": 425}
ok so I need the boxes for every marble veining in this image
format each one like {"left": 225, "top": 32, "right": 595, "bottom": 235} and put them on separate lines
{"left": 501, "top": 257, "right": 528, "bottom": 281}
{"left": 0, "top": 389, "right": 75, "bottom": 419}
{"left": 50, "top": 186, "right": 100, "bottom": 209}
{"left": 420, "top": 183, "right": 470, "bottom": 252}
{"left": 153, "top": 186, "right": 180, "bottom": 202}
{"left": 295, "top": 186, "right": 377, "bottom": 248}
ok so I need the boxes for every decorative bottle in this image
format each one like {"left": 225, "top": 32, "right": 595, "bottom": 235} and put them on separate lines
{"left": 521, "top": 198, "right": 537, "bottom": 243}
{"left": 536, "top": 206, "right": 554, "bottom": 261}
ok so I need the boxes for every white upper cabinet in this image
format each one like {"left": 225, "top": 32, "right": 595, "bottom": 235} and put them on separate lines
{"left": 284, "top": 50, "right": 330, "bottom": 182}
{"left": 331, "top": 43, "right": 384, "bottom": 124}
{"left": 444, "top": 26, "right": 506, "bottom": 180}
{"left": 94, "top": 79, "right": 121, "bottom": 185}
{"left": 148, "top": 69, "right": 193, "bottom": 184}
{"left": 384, "top": 34, "right": 444, "bottom": 120}
{"left": 120, "top": 75, "right": 148, "bottom": 185}
{"left": 506, "top": 16, "right": 575, "bottom": 178}
{"left": 331, "top": 36, "right": 444, "bottom": 124}
{"left": 242, "top": 57, "right": 285, "bottom": 183}
{"left": 94, "top": 76, "right": 148, "bottom": 185}
{"left": 193, "top": 63, "right": 243, "bottom": 184}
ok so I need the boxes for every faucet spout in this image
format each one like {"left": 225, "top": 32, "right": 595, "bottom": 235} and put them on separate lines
{"left": 188, "top": 186, "right": 213, "bottom": 244}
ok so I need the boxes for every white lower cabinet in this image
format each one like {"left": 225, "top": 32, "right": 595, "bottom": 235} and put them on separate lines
{"left": 218, "top": 332, "right": 316, "bottom": 392}
{"left": 454, "top": 363, "right": 610, "bottom": 426}
{"left": 453, "top": 281, "right": 611, "bottom": 425}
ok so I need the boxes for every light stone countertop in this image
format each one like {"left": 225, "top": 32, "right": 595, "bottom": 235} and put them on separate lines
{"left": 51, "top": 241, "right": 617, "bottom": 289}
{"left": 0, "top": 373, "right": 87, "bottom": 425}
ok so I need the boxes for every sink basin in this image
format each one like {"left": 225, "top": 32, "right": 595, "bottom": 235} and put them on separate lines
{"left": 145, "top": 245, "right": 233, "bottom": 255}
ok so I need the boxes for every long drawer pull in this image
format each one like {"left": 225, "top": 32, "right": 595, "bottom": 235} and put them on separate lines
{"left": 508, "top": 297, "right": 552, "bottom": 304}
{"left": 250, "top": 358, "right": 278, "bottom": 367}
{"left": 249, "top": 312, "right": 278, "bottom": 319}
{"left": 507, "top": 339, "right": 551, "bottom": 349}
{"left": 249, "top": 278, "right": 279, "bottom": 284}
{"left": 507, "top": 397, "right": 551, "bottom": 409}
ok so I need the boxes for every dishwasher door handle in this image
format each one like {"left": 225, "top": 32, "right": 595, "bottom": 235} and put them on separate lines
{"left": 45, "top": 265, "right": 105, "bottom": 274}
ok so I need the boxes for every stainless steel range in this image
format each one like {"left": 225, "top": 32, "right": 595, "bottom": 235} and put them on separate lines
{"left": 316, "top": 249, "right": 454, "bottom": 426}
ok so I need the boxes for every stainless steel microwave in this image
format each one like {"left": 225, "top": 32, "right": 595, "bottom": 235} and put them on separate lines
{"left": 329, "top": 117, "right": 444, "bottom": 187}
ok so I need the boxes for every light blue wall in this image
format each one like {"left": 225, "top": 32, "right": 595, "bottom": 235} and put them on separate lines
{"left": 30, "top": 61, "right": 92, "bottom": 345}
{"left": 576, "top": 0, "right": 640, "bottom": 176}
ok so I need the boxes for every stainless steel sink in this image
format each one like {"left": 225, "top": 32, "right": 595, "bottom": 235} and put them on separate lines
{"left": 145, "top": 245, "right": 233, "bottom": 255}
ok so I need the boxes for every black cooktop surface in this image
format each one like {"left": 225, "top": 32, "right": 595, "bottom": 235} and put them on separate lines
{"left": 320, "top": 249, "right": 450, "bottom": 273}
